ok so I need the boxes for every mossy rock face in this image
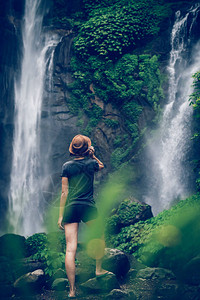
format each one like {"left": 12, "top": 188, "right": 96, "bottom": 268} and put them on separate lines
{"left": 106, "top": 198, "right": 153, "bottom": 234}
{"left": 117, "top": 198, "right": 153, "bottom": 227}
{"left": 0, "top": 256, "right": 14, "bottom": 284}
{"left": 0, "top": 234, "right": 26, "bottom": 260}
{"left": 51, "top": 278, "right": 69, "bottom": 291}
{"left": 102, "top": 248, "right": 130, "bottom": 278}
{"left": 80, "top": 273, "right": 120, "bottom": 293}
{"left": 181, "top": 255, "right": 200, "bottom": 285}
{"left": 136, "top": 267, "right": 176, "bottom": 281}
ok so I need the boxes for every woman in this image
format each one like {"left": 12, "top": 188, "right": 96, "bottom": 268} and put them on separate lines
{"left": 57, "top": 134, "right": 110, "bottom": 298}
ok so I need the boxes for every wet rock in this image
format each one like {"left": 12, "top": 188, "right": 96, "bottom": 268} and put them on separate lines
{"left": 52, "top": 278, "right": 69, "bottom": 291}
{"left": 75, "top": 249, "right": 96, "bottom": 283}
{"left": 0, "top": 283, "right": 14, "bottom": 298}
{"left": 117, "top": 198, "right": 153, "bottom": 228}
{"left": 106, "top": 288, "right": 137, "bottom": 299}
{"left": 102, "top": 248, "right": 130, "bottom": 278}
{"left": 80, "top": 273, "right": 120, "bottom": 293}
{"left": 53, "top": 268, "right": 67, "bottom": 280}
{"left": 12, "top": 258, "right": 45, "bottom": 280}
{"left": 179, "top": 284, "right": 200, "bottom": 300}
{"left": 14, "top": 269, "right": 45, "bottom": 294}
{"left": 181, "top": 255, "right": 200, "bottom": 285}
{"left": 0, "top": 256, "right": 14, "bottom": 297}
{"left": 54, "top": 34, "right": 74, "bottom": 70}
{"left": 136, "top": 267, "right": 176, "bottom": 281}
{"left": 126, "top": 253, "right": 146, "bottom": 270}
{"left": 0, "top": 256, "right": 14, "bottom": 283}
{"left": 155, "top": 281, "right": 181, "bottom": 300}
{"left": 75, "top": 266, "right": 95, "bottom": 283}
{"left": 0, "top": 234, "right": 26, "bottom": 260}
{"left": 128, "top": 278, "right": 182, "bottom": 300}
{"left": 106, "top": 198, "right": 153, "bottom": 235}
{"left": 124, "top": 268, "right": 138, "bottom": 284}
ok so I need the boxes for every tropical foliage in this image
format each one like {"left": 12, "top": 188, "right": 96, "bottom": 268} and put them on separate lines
{"left": 106, "top": 194, "right": 200, "bottom": 274}
{"left": 189, "top": 71, "right": 200, "bottom": 189}
{"left": 75, "top": 0, "right": 169, "bottom": 60}
{"left": 26, "top": 232, "right": 66, "bottom": 278}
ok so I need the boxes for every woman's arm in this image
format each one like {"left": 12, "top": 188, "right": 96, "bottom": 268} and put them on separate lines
{"left": 58, "top": 177, "right": 68, "bottom": 230}
{"left": 92, "top": 154, "right": 104, "bottom": 170}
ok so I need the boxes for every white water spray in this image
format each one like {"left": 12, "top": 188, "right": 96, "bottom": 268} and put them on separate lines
{"left": 8, "top": 0, "right": 59, "bottom": 235}
{"left": 144, "top": 6, "right": 200, "bottom": 214}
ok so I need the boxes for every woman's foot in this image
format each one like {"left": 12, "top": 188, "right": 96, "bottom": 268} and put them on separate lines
{"left": 68, "top": 289, "right": 76, "bottom": 298}
{"left": 95, "top": 269, "right": 113, "bottom": 277}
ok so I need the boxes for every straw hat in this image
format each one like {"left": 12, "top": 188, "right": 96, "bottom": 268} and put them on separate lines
{"left": 69, "top": 135, "right": 92, "bottom": 156}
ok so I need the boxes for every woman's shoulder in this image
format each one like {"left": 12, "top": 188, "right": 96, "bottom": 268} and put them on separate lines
{"left": 84, "top": 157, "right": 99, "bottom": 170}
{"left": 62, "top": 160, "right": 74, "bottom": 169}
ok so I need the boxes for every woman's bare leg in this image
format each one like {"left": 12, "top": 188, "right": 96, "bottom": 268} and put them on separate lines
{"left": 64, "top": 222, "right": 79, "bottom": 297}
{"left": 86, "top": 219, "right": 109, "bottom": 276}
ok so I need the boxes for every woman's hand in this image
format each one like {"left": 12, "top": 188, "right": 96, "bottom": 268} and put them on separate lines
{"left": 58, "top": 216, "right": 64, "bottom": 230}
{"left": 88, "top": 146, "right": 95, "bottom": 157}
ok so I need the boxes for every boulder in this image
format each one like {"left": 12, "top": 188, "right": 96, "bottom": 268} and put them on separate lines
{"left": 124, "top": 268, "right": 138, "bottom": 284}
{"left": 75, "top": 249, "right": 96, "bottom": 282}
{"left": 181, "top": 255, "right": 200, "bottom": 285}
{"left": 129, "top": 277, "right": 181, "bottom": 300}
{"left": 80, "top": 273, "right": 120, "bottom": 293}
{"left": 155, "top": 281, "right": 182, "bottom": 300}
{"left": 117, "top": 198, "right": 153, "bottom": 228}
{"left": 53, "top": 268, "right": 67, "bottom": 280}
{"left": 106, "top": 198, "right": 153, "bottom": 234}
{"left": 106, "top": 289, "right": 137, "bottom": 299}
{"left": 0, "top": 283, "right": 14, "bottom": 298}
{"left": 75, "top": 266, "right": 95, "bottom": 283}
{"left": 136, "top": 267, "right": 176, "bottom": 281}
{"left": 0, "top": 234, "right": 26, "bottom": 260}
{"left": 126, "top": 253, "right": 146, "bottom": 270}
{"left": 0, "top": 256, "right": 15, "bottom": 297}
{"left": 102, "top": 248, "right": 130, "bottom": 278}
{"left": 0, "top": 256, "right": 14, "bottom": 284}
{"left": 76, "top": 247, "right": 130, "bottom": 279}
{"left": 14, "top": 269, "right": 45, "bottom": 294}
{"left": 12, "top": 258, "right": 45, "bottom": 280}
{"left": 178, "top": 285, "right": 200, "bottom": 300}
{"left": 52, "top": 278, "right": 69, "bottom": 291}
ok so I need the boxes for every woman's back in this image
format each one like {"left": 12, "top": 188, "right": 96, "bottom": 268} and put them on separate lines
{"left": 61, "top": 157, "right": 99, "bottom": 206}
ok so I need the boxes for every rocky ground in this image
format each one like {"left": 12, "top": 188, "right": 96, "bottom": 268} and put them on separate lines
{"left": 1, "top": 201, "right": 200, "bottom": 299}
{"left": 1, "top": 238, "right": 200, "bottom": 300}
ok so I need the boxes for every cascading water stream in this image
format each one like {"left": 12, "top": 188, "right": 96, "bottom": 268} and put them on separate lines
{"left": 144, "top": 5, "right": 200, "bottom": 214}
{"left": 8, "top": 0, "right": 59, "bottom": 235}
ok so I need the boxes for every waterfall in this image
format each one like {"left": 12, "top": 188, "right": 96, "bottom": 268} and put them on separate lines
{"left": 144, "top": 5, "right": 200, "bottom": 214}
{"left": 8, "top": 0, "right": 59, "bottom": 235}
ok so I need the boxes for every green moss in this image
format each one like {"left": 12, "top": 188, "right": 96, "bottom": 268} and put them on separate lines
{"left": 106, "top": 214, "right": 120, "bottom": 234}
{"left": 104, "top": 118, "right": 119, "bottom": 128}
{"left": 117, "top": 198, "right": 145, "bottom": 224}
{"left": 113, "top": 135, "right": 123, "bottom": 146}
{"left": 111, "top": 147, "right": 131, "bottom": 169}
{"left": 189, "top": 71, "right": 200, "bottom": 190}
